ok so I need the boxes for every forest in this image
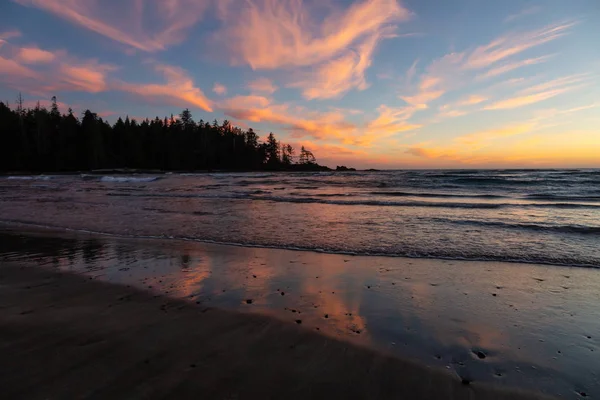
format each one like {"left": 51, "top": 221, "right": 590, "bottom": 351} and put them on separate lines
{"left": 0, "top": 96, "right": 329, "bottom": 172}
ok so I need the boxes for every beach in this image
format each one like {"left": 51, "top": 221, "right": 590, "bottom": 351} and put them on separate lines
{"left": 1, "top": 225, "right": 598, "bottom": 398}
{"left": 1, "top": 258, "right": 554, "bottom": 400}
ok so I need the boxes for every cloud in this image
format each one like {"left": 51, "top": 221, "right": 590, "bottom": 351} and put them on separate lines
{"left": 0, "top": 37, "right": 114, "bottom": 95}
{"left": 212, "top": 82, "right": 227, "bottom": 95}
{"left": 17, "top": 47, "right": 56, "bottom": 64}
{"left": 218, "top": 95, "right": 357, "bottom": 143}
{"left": 455, "top": 123, "right": 535, "bottom": 149}
{"left": 247, "top": 78, "right": 278, "bottom": 95}
{"left": 13, "top": 0, "right": 210, "bottom": 51}
{"left": 55, "top": 61, "right": 116, "bottom": 92}
{"left": 465, "top": 21, "right": 575, "bottom": 70}
{"left": 215, "top": 0, "right": 410, "bottom": 99}
{"left": 478, "top": 55, "right": 553, "bottom": 79}
{"left": 504, "top": 6, "right": 542, "bottom": 23}
{"left": 484, "top": 74, "right": 588, "bottom": 110}
{"left": 215, "top": 0, "right": 410, "bottom": 69}
{"left": 400, "top": 20, "right": 575, "bottom": 114}
{"left": 289, "top": 26, "right": 395, "bottom": 99}
{"left": 120, "top": 64, "right": 213, "bottom": 111}
{"left": 365, "top": 105, "right": 421, "bottom": 143}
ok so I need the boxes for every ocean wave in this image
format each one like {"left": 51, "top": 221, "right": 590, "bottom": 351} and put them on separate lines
{"left": 525, "top": 193, "right": 600, "bottom": 201}
{"left": 99, "top": 176, "right": 160, "bottom": 183}
{"left": 433, "top": 218, "right": 600, "bottom": 235}
{"left": 371, "top": 191, "right": 506, "bottom": 199}
{"left": 6, "top": 175, "right": 52, "bottom": 181}
{"left": 1, "top": 219, "right": 598, "bottom": 269}
{"left": 105, "top": 192, "right": 600, "bottom": 210}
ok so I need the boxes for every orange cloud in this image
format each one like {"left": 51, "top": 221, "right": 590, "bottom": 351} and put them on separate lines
{"left": 56, "top": 62, "right": 115, "bottom": 92}
{"left": 365, "top": 105, "right": 421, "bottom": 142}
{"left": 215, "top": 0, "right": 409, "bottom": 99}
{"left": 216, "top": 0, "right": 409, "bottom": 69}
{"left": 455, "top": 123, "right": 535, "bottom": 149}
{"left": 121, "top": 64, "right": 213, "bottom": 112}
{"left": 13, "top": 0, "right": 209, "bottom": 52}
{"left": 247, "top": 78, "right": 278, "bottom": 95}
{"left": 17, "top": 47, "right": 56, "bottom": 64}
{"left": 289, "top": 27, "right": 395, "bottom": 99}
{"left": 212, "top": 82, "right": 227, "bottom": 96}
{"left": 0, "top": 55, "right": 40, "bottom": 81}
{"left": 218, "top": 95, "right": 356, "bottom": 142}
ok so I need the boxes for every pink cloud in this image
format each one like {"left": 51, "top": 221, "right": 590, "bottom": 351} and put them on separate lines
{"left": 484, "top": 74, "right": 588, "bottom": 110}
{"left": 17, "top": 47, "right": 56, "bottom": 64}
{"left": 120, "top": 64, "right": 213, "bottom": 112}
{"left": 215, "top": 0, "right": 409, "bottom": 99}
{"left": 465, "top": 21, "right": 575, "bottom": 70}
{"left": 247, "top": 78, "right": 278, "bottom": 95}
{"left": 289, "top": 28, "right": 395, "bottom": 99}
{"left": 55, "top": 62, "right": 115, "bottom": 92}
{"left": 212, "top": 82, "right": 227, "bottom": 96}
{"left": 13, "top": 0, "right": 209, "bottom": 52}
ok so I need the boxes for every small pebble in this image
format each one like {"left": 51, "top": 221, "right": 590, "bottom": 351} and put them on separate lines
{"left": 474, "top": 351, "right": 486, "bottom": 360}
{"left": 461, "top": 378, "right": 471, "bottom": 386}
{"left": 246, "top": 299, "right": 253, "bottom": 304}
{"left": 324, "top": 314, "right": 329, "bottom": 318}
{"left": 295, "top": 319, "right": 302, "bottom": 324}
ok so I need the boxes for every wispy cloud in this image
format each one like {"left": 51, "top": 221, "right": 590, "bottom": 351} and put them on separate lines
{"left": 120, "top": 64, "right": 213, "bottom": 111}
{"left": 0, "top": 37, "right": 114, "bottom": 94}
{"left": 465, "top": 21, "right": 575, "bottom": 70}
{"left": 17, "top": 47, "right": 57, "bottom": 64}
{"left": 247, "top": 78, "right": 278, "bottom": 95}
{"left": 289, "top": 28, "right": 395, "bottom": 99}
{"left": 504, "top": 6, "right": 542, "bottom": 23}
{"left": 478, "top": 55, "right": 553, "bottom": 79}
{"left": 485, "top": 74, "right": 588, "bottom": 110}
{"left": 13, "top": 0, "right": 210, "bottom": 52}
{"left": 212, "top": 82, "right": 227, "bottom": 96}
{"left": 215, "top": 0, "right": 410, "bottom": 99}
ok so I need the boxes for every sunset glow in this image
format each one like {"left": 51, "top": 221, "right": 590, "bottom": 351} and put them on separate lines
{"left": 1, "top": 0, "right": 598, "bottom": 168}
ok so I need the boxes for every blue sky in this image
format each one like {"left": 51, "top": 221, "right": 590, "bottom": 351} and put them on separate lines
{"left": 1, "top": 0, "right": 599, "bottom": 168}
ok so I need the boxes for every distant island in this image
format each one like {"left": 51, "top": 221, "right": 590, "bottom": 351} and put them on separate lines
{"left": 0, "top": 97, "right": 352, "bottom": 173}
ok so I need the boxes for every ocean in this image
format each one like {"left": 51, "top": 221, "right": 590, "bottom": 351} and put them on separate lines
{"left": 1, "top": 169, "right": 599, "bottom": 267}
{"left": 1, "top": 169, "right": 600, "bottom": 397}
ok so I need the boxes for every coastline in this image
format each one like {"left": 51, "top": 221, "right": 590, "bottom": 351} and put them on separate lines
{"left": 0, "top": 225, "right": 598, "bottom": 398}
{"left": 0, "top": 262, "right": 552, "bottom": 400}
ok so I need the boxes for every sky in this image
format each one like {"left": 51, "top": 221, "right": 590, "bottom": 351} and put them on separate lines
{"left": 1, "top": 0, "right": 599, "bottom": 168}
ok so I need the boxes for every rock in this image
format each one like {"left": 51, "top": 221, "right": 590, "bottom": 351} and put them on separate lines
{"left": 281, "top": 292, "right": 285, "bottom": 296}
{"left": 190, "top": 363, "right": 196, "bottom": 368}
{"left": 474, "top": 350, "right": 486, "bottom": 359}
{"left": 245, "top": 299, "right": 253, "bottom": 304}
{"left": 295, "top": 319, "right": 302, "bottom": 324}
{"left": 461, "top": 378, "right": 471, "bottom": 386}
{"left": 324, "top": 314, "right": 329, "bottom": 318}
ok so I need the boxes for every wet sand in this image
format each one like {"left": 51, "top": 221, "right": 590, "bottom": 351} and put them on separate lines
{"left": 0, "top": 225, "right": 598, "bottom": 398}
{"left": 0, "top": 263, "right": 552, "bottom": 400}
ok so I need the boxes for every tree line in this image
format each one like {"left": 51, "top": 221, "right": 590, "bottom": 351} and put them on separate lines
{"left": 0, "top": 96, "right": 326, "bottom": 172}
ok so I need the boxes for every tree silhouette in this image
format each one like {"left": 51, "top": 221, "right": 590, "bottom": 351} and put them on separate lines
{"left": 0, "top": 96, "right": 330, "bottom": 172}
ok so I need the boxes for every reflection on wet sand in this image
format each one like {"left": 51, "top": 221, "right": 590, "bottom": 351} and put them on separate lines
{"left": 1, "top": 225, "right": 599, "bottom": 399}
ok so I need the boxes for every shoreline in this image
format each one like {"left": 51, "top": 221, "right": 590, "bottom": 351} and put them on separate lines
{"left": 1, "top": 225, "right": 598, "bottom": 398}
{"left": 1, "top": 219, "right": 597, "bottom": 270}
{"left": 0, "top": 262, "right": 552, "bottom": 399}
